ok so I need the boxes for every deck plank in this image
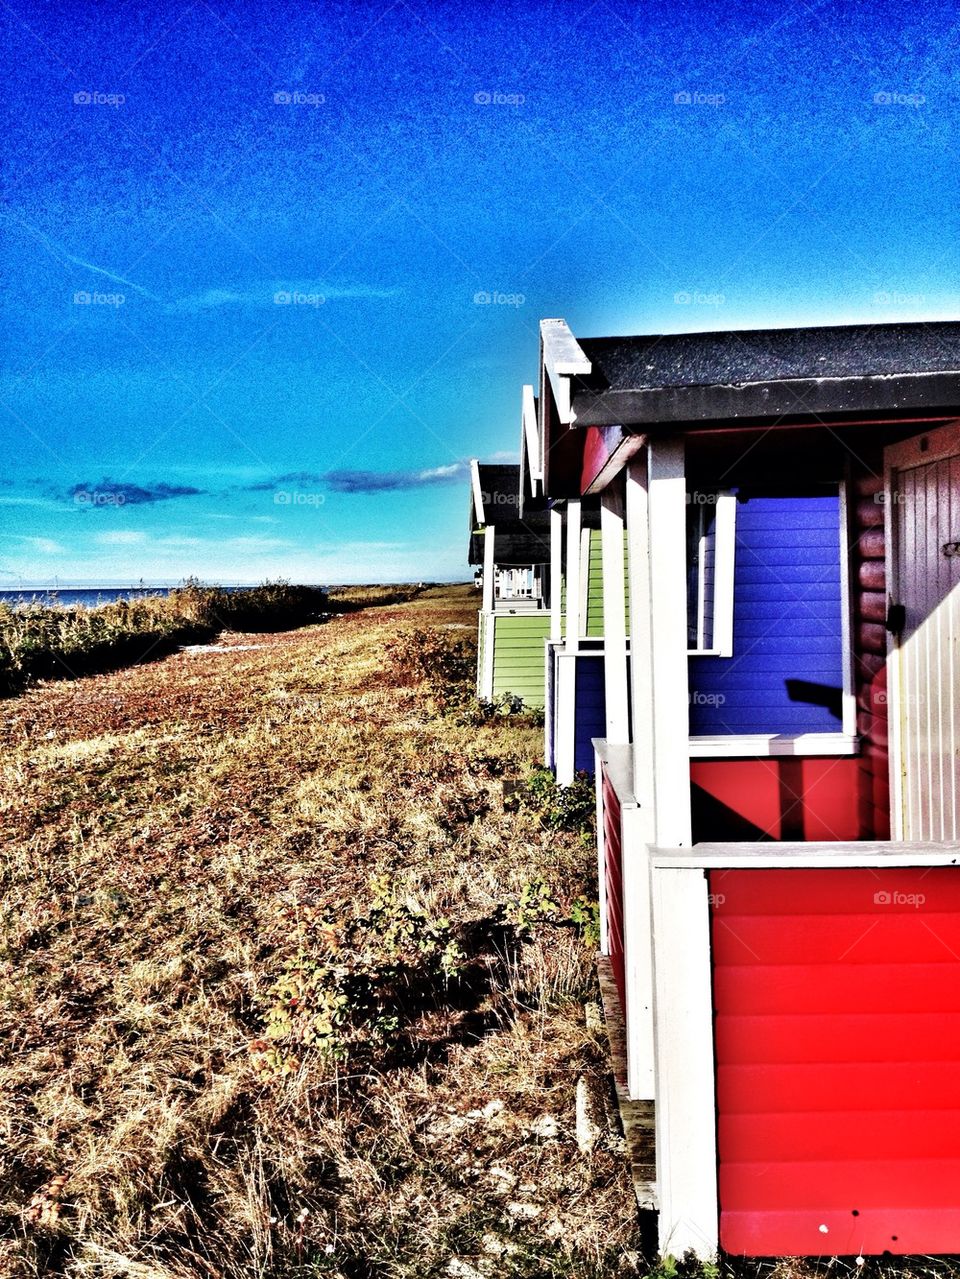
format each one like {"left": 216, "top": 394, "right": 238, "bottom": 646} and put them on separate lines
{"left": 597, "top": 956, "right": 657, "bottom": 1210}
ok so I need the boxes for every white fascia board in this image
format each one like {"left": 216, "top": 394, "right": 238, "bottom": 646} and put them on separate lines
{"left": 521, "top": 383, "right": 542, "bottom": 486}
{"left": 470, "top": 458, "right": 485, "bottom": 527}
{"left": 540, "top": 318, "right": 591, "bottom": 425}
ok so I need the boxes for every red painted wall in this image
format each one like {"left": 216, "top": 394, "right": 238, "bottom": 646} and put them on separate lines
{"left": 691, "top": 758, "right": 862, "bottom": 842}
{"left": 600, "top": 763, "right": 625, "bottom": 1014}
{"left": 712, "top": 867, "right": 960, "bottom": 1256}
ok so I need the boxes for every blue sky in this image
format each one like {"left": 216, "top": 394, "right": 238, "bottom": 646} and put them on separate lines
{"left": 2, "top": 0, "right": 959, "bottom": 585}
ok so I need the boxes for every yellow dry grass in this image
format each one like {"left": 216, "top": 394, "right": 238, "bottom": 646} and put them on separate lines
{"left": 0, "top": 585, "right": 642, "bottom": 1278}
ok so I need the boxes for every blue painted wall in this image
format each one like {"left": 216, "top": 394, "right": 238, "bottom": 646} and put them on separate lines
{"left": 688, "top": 493, "right": 843, "bottom": 736}
{"left": 574, "top": 654, "right": 607, "bottom": 773}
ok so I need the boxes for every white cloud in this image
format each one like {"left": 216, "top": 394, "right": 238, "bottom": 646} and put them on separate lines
{"left": 23, "top": 537, "right": 65, "bottom": 554}
{"left": 169, "top": 280, "right": 401, "bottom": 314}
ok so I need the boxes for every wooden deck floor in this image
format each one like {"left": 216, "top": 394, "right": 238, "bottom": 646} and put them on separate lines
{"left": 597, "top": 956, "right": 658, "bottom": 1211}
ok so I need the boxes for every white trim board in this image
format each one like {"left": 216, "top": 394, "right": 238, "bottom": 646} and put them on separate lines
{"left": 651, "top": 839, "right": 960, "bottom": 869}
{"left": 540, "top": 318, "right": 591, "bottom": 424}
{"left": 688, "top": 732, "right": 859, "bottom": 758}
{"left": 521, "top": 383, "right": 542, "bottom": 487}
{"left": 470, "top": 458, "right": 485, "bottom": 526}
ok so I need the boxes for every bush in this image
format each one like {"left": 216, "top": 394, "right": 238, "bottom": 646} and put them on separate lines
{"left": 511, "top": 767, "right": 596, "bottom": 836}
{"left": 0, "top": 580, "right": 329, "bottom": 697}
{"left": 386, "top": 628, "right": 476, "bottom": 686}
{"left": 252, "top": 876, "right": 465, "bottom": 1076}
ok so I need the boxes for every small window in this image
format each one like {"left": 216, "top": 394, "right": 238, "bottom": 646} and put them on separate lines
{"left": 686, "top": 491, "right": 735, "bottom": 656}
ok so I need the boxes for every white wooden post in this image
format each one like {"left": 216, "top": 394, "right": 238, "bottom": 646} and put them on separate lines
{"left": 622, "top": 457, "right": 657, "bottom": 1099}
{"left": 647, "top": 438, "right": 692, "bottom": 847}
{"left": 550, "top": 506, "right": 563, "bottom": 643}
{"left": 627, "top": 458, "right": 655, "bottom": 807}
{"left": 651, "top": 865, "right": 719, "bottom": 1261}
{"left": 601, "top": 481, "right": 629, "bottom": 743}
{"left": 555, "top": 654, "right": 576, "bottom": 784}
{"left": 479, "top": 527, "right": 496, "bottom": 699}
{"left": 482, "top": 526, "right": 495, "bottom": 614}
{"left": 619, "top": 443, "right": 692, "bottom": 1101}
{"left": 565, "top": 499, "right": 582, "bottom": 654}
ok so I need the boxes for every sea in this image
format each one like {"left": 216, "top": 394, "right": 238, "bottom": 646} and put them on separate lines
{"left": 0, "top": 586, "right": 251, "bottom": 610}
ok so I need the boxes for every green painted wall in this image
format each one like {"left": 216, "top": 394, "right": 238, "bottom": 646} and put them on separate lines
{"left": 476, "top": 610, "right": 487, "bottom": 696}
{"left": 583, "top": 528, "right": 630, "bottom": 637}
{"left": 491, "top": 612, "right": 550, "bottom": 707}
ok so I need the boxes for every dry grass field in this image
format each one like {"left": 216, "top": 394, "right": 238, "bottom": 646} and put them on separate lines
{"left": 0, "top": 584, "right": 644, "bottom": 1278}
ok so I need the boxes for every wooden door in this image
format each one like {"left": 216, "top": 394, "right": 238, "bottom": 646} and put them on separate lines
{"left": 886, "top": 423, "right": 960, "bottom": 840}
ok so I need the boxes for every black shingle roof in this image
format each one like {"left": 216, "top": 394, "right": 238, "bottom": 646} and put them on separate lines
{"left": 469, "top": 463, "right": 550, "bottom": 566}
{"left": 570, "top": 320, "right": 960, "bottom": 426}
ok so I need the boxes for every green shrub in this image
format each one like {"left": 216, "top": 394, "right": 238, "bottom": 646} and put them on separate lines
{"left": 253, "top": 876, "right": 465, "bottom": 1076}
{"left": 0, "top": 580, "right": 328, "bottom": 697}
{"left": 511, "top": 767, "right": 596, "bottom": 836}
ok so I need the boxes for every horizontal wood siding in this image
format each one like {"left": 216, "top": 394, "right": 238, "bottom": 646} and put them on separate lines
{"left": 689, "top": 493, "right": 844, "bottom": 735}
{"left": 574, "top": 654, "right": 606, "bottom": 773}
{"left": 585, "top": 528, "right": 604, "bottom": 636}
{"left": 601, "top": 764, "right": 625, "bottom": 1014}
{"left": 712, "top": 866, "right": 960, "bottom": 1255}
{"left": 492, "top": 613, "right": 550, "bottom": 708}
{"left": 584, "top": 527, "right": 630, "bottom": 637}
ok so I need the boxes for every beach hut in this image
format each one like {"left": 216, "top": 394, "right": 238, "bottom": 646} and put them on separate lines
{"left": 468, "top": 456, "right": 551, "bottom": 708}
{"left": 521, "top": 364, "right": 629, "bottom": 783}
{"left": 537, "top": 316, "right": 960, "bottom": 1259}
